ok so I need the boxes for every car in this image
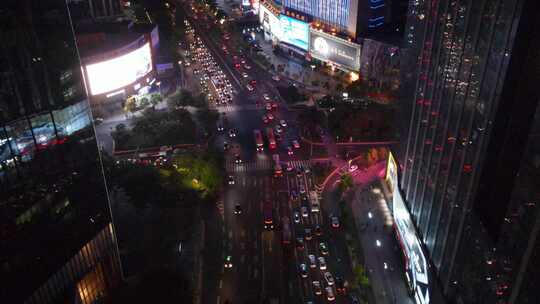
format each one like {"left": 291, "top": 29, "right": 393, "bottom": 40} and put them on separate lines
{"left": 234, "top": 154, "right": 242, "bottom": 164}
{"left": 272, "top": 75, "right": 281, "bottom": 81}
{"left": 335, "top": 276, "right": 346, "bottom": 294}
{"left": 318, "top": 257, "right": 327, "bottom": 270}
{"left": 331, "top": 216, "right": 340, "bottom": 228}
{"left": 265, "top": 103, "right": 272, "bottom": 111}
{"left": 276, "top": 133, "right": 282, "bottom": 142}
{"left": 308, "top": 254, "right": 316, "bottom": 268}
{"left": 229, "top": 129, "right": 237, "bottom": 138}
{"left": 228, "top": 175, "right": 235, "bottom": 185}
{"left": 324, "top": 272, "right": 335, "bottom": 286}
{"left": 224, "top": 142, "right": 230, "bottom": 151}
{"left": 263, "top": 93, "right": 271, "bottom": 100}
{"left": 234, "top": 203, "right": 242, "bottom": 215}
{"left": 325, "top": 287, "right": 335, "bottom": 301}
{"left": 286, "top": 162, "right": 293, "bottom": 171}
{"left": 262, "top": 115, "right": 269, "bottom": 123}
{"left": 217, "top": 124, "right": 224, "bottom": 132}
{"left": 250, "top": 79, "right": 257, "bottom": 86}
{"left": 299, "top": 263, "right": 308, "bottom": 278}
{"left": 296, "top": 237, "right": 305, "bottom": 250}
{"left": 305, "top": 228, "right": 312, "bottom": 240}
{"left": 301, "top": 206, "right": 309, "bottom": 218}
{"left": 241, "top": 59, "right": 246, "bottom": 64}
{"left": 319, "top": 242, "right": 329, "bottom": 255}
{"left": 275, "top": 125, "right": 283, "bottom": 134}
{"left": 267, "top": 113, "right": 274, "bottom": 120}
{"left": 271, "top": 102, "right": 278, "bottom": 109}
{"left": 280, "top": 120, "right": 287, "bottom": 127}
{"left": 224, "top": 255, "right": 233, "bottom": 268}
{"left": 293, "top": 211, "right": 301, "bottom": 224}
{"left": 299, "top": 186, "right": 306, "bottom": 194}
{"left": 292, "top": 140, "right": 300, "bottom": 149}
{"left": 287, "top": 146, "right": 293, "bottom": 155}
{"left": 314, "top": 225, "right": 322, "bottom": 236}
{"left": 246, "top": 84, "right": 254, "bottom": 91}
{"left": 296, "top": 169, "right": 303, "bottom": 177}
{"left": 348, "top": 165, "right": 359, "bottom": 172}
{"left": 244, "top": 64, "right": 251, "bottom": 69}
{"left": 235, "top": 63, "right": 241, "bottom": 69}
{"left": 242, "top": 72, "right": 248, "bottom": 78}
{"left": 291, "top": 190, "right": 298, "bottom": 200}
{"left": 312, "top": 281, "right": 322, "bottom": 295}
{"left": 349, "top": 295, "right": 360, "bottom": 304}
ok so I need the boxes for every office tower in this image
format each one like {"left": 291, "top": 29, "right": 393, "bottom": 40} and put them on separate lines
{"left": 281, "top": 0, "right": 395, "bottom": 37}
{"left": 0, "top": 0, "right": 121, "bottom": 303}
{"left": 397, "top": 0, "right": 540, "bottom": 302}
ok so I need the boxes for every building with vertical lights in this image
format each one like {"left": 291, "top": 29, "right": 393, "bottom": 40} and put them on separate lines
{"left": 394, "top": 0, "right": 540, "bottom": 303}
{"left": 0, "top": 0, "right": 121, "bottom": 303}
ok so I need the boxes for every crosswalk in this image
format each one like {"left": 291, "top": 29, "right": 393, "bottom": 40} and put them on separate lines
{"left": 212, "top": 103, "right": 262, "bottom": 113}
{"left": 226, "top": 159, "right": 311, "bottom": 173}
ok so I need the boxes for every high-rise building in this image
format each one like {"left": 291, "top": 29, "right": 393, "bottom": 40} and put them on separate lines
{"left": 282, "top": 0, "right": 393, "bottom": 37}
{"left": 396, "top": 0, "right": 540, "bottom": 303}
{"left": 0, "top": 0, "right": 121, "bottom": 303}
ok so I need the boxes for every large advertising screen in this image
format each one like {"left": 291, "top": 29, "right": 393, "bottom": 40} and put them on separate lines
{"left": 279, "top": 15, "right": 309, "bottom": 51}
{"left": 393, "top": 187, "right": 430, "bottom": 304}
{"left": 310, "top": 30, "right": 361, "bottom": 70}
{"left": 85, "top": 43, "right": 153, "bottom": 95}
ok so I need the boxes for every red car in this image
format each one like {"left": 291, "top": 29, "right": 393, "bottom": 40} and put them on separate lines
{"left": 262, "top": 115, "right": 269, "bottom": 123}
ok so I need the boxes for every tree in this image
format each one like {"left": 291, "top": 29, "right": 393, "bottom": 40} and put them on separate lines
{"left": 297, "top": 107, "right": 326, "bottom": 139}
{"left": 277, "top": 85, "right": 306, "bottom": 104}
{"left": 352, "top": 265, "right": 370, "bottom": 291}
{"left": 196, "top": 108, "right": 219, "bottom": 136}
{"left": 139, "top": 97, "right": 150, "bottom": 108}
{"left": 346, "top": 79, "right": 368, "bottom": 99}
{"left": 150, "top": 94, "right": 162, "bottom": 108}
{"left": 124, "top": 97, "right": 137, "bottom": 113}
{"left": 339, "top": 173, "right": 354, "bottom": 192}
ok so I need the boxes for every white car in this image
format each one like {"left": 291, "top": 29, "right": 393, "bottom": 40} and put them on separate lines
{"left": 318, "top": 257, "right": 327, "bottom": 270}
{"left": 242, "top": 72, "right": 248, "bottom": 78}
{"left": 292, "top": 140, "right": 300, "bottom": 149}
{"left": 308, "top": 254, "right": 316, "bottom": 268}
{"left": 324, "top": 272, "right": 334, "bottom": 286}
{"left": 246, "top": 84, "right": 254, "bottom": 91}
{"left": 263, "top": 93, "right": 271, "bottom": 100}
{"left": 280, "top": 120, "right": 287, "bottom": 127}
{"left": 301, "top": 206, "right": 309, "bottom": 218}
{"left": 325, "top": 287, "right": 335, "bottom": 301}
{"left": 244, "top": 64, "right": 251, "bottom": 69}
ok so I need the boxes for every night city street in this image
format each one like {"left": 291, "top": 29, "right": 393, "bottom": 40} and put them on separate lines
{"left": 3, "top": 1, "right": 540, "bottom": 304}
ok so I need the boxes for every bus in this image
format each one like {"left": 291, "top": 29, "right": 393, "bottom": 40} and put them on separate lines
{"left": 282, "top": 216, "right": 292, "bottom": 244}
{"left": 254, "top": 129, "right": 264, "bottom": 152}
{"left": 273, "top": 154, "right": 283, "bottom": 177}
{"left": 263, "top": 201, "right": 274, "bottom": 230}
{"left": 309, "top": 191, "right": 320, "bottom": 213}
{"left": 266, "top": 128, "right": 277, "bottom": 149}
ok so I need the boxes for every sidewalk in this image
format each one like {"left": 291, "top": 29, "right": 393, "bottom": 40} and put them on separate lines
{"left": 350, "top": 182, "right": 414, "bottom": 304}
{"left": 254, "top": 32, "right": 343, "bottom": 94}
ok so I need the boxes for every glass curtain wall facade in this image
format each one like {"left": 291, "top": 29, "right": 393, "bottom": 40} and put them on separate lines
{"left": 282, "top": 0, "right": 351, "bottom": 32}
{"left": 399, "top": 0, "right": 539, "bottom": 302}
{"left": 0, "top": 0, "right": 121, "bottom": 303}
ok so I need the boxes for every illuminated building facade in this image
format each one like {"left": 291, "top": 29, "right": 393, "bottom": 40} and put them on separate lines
{"left": 0, "top": 0, "right": 121, "bottom": 303}
{"left": 280, "top": 0, "right": 397, "bottom": 37}
{"left": 398, "top": 0, "right": 540, "bottom": 302}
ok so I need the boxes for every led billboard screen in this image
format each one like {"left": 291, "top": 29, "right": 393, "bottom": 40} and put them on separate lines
{"left": 309, "top": 30, "right": 361, "bottom": 70}
{"left": 280, "top": 15, "right": 309, "bottom": 50}
{"left": 85, "top": 43, "right": 153, "bottom": 95}
{"left": 386, "top": 151, "right": 397, "bottom": 192}
{"left": 393, "top": 187, "right": 430, "bottom": 304}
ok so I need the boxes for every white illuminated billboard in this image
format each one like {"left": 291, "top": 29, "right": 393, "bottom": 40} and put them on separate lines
{"left": 260, "top": 5, "right": 282, "bottom": 40}
{"left": 393, "top": 187, "right": 430, "bottom": 304}
{"left": 85, "top": 43, "right": 153, "bottom": 95}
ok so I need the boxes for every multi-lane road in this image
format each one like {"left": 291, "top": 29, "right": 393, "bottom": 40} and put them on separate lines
{"left": 180, "top": 5, "right": 357, "bottom": 304}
